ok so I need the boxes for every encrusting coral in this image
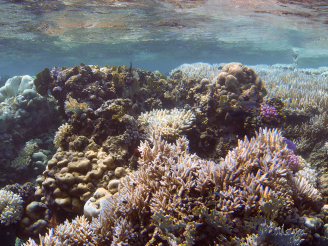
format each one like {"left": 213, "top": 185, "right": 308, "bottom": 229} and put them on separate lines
{"left": 22, "top": 128, "right": 322, "bottom": 245}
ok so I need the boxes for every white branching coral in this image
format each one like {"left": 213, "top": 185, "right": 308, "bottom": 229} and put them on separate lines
{"left": 53, "top": 123, "right": 72, "bottom": 148}
{"left": 258, "top": 68, "right": 328, "bottom": 114}
{"left": 295, "top": 156, "right": 317, "bottom": 186}
{"left": 137, "top": 108, "right": 195, "bottom": 139}
{"left": 0, "top": 190, "right": 24, "bottom": 225}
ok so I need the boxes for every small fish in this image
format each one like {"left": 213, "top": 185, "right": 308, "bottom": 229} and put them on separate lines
{"left": 238, "top": 101, "right": 261, "bottom": 109}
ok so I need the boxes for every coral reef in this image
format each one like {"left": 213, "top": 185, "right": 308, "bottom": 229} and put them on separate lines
{"left": 22, "top": 128, "right": 323, "bottom": 245}
{"left": 0, "top": 75, "right": 35, "bottom": 102}
{"left": 213, "top": 62, "right": 267, "bottom": 103}
{"left": 53, "top": 123, "right": 72, "bottom": 149}
{"left": 8, "top": 62, "right": 328, "bottom": 245}
{"left": 169, "top": 62, "right": 221, "bottom": 81}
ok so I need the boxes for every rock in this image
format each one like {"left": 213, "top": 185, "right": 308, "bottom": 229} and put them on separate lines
{"left": 114, "top": 167, "right": 127, "bottom": 178}
{"left": 107, "top": 179, "right": 120, "bottom": 194}
{"left": 303, "top": 216, "right": 323, "bottom": 230}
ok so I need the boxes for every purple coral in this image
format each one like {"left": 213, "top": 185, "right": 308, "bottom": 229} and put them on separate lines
{"left": 283, "top": 138, "right": 296, "bottom": 152}
{"left": 51, "top": 66, "right": 66, "bottom": 83}
{"left": 286, "top": 151, "right": 299, "bottom": 170}
{"left": 260, "top": 104, "right": 278, "bottom": 120}
{"left": 51, "top": 66, "right": 60, "bottom": 77}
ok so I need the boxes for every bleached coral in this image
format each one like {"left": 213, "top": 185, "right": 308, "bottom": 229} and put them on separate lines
{"left": 295, "top": 156, "right": 317, "bottom": 186}
{"left": 169, "top": 62, "right": 221, "bottom": 81}
{"left": 11, "top": 139, "right": 39, "bottom": 170}
{"left": 257, "top": 68, "right": 328, "bottom": 115}
{"left": 0, "top": 190, "right": 24, "bottom": 225}
{"left": 22, "top": 217, "right": 98, "bottom": 246}
{"left": 137, "top": 108, "right": 195, "bottom": 139}
{"left": 53, "top": 123, "right": 72, "bottom": 148}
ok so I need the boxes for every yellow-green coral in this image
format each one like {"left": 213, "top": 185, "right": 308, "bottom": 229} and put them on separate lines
{"left": 33, "top": 67, "right": 54, "bottom": 96}
{"left": 11, "top": 140, "right": 38, "bottom": 170}
{"left": 64, "top": 96, "right": 88, "bottom": 115}
{"left": 108, "top": 103, "right": 125, "bottom": 122}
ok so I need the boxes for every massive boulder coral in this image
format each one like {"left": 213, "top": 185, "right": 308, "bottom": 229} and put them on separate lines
{"left": 213, "top": 62, "right": 267, "bottom": 103}
{"left": 36, "top": 149, "right": 117, "bottom": 214}
{"left": 0, "top": 75, "right": 35, "bottom": 102}
{"left": 23, "top": 128, "right": 322, "bottom": 245}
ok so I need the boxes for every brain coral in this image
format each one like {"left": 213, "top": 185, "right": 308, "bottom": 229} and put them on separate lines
{"left": 0, "top": 190, "right": 24, "bottom": 225}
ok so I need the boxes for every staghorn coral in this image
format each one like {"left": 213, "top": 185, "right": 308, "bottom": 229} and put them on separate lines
{"left": 0, "top": 189, "right": 24, "bottom": 225}
{"left": 283, "top": 112, "right": 328, "bottom": 153}
{"left": 23, "top": 128, "right": 322, "bottom": 245}
{"left": 138, "top": 108, "right": 196, "bottom": 139}
{"left": 259, "top": 68, "right": 328, "bottom": 115}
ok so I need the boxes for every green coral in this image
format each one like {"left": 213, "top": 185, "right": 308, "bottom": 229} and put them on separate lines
{"left": 146, "top": 76, "right": 160, "bottom": 92}
{"left": 108, "top": 103, "right": 126, "bottom": 122}
{"left": 33, "top": 67, "right": 54, "bottom": 96}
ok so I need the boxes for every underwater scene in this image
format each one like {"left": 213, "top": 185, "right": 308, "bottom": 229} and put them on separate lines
{"left": 1, "top": 0, "right": 328, "bottom": 245}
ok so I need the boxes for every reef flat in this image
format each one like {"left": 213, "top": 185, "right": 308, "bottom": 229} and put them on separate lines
{"left": 1, "top": 62, "right": 328, "bottom": 245}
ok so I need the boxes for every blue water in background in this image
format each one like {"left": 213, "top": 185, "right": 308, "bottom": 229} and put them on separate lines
{"left": 0, "top": 0, "right": 328, "bottom": 77}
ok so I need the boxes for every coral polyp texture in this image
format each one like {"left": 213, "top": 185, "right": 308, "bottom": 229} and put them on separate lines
{"left": 213, "top": 62, "right": 267, "bottom": 103}
{"left": 137, "top": 108, "right": 196, "bottom": 139}
{"left": 0, "top": 190, "right": 24, "bottom": 225}
{"left": 23, "top": 128, "right": 322, "bottom": 245}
